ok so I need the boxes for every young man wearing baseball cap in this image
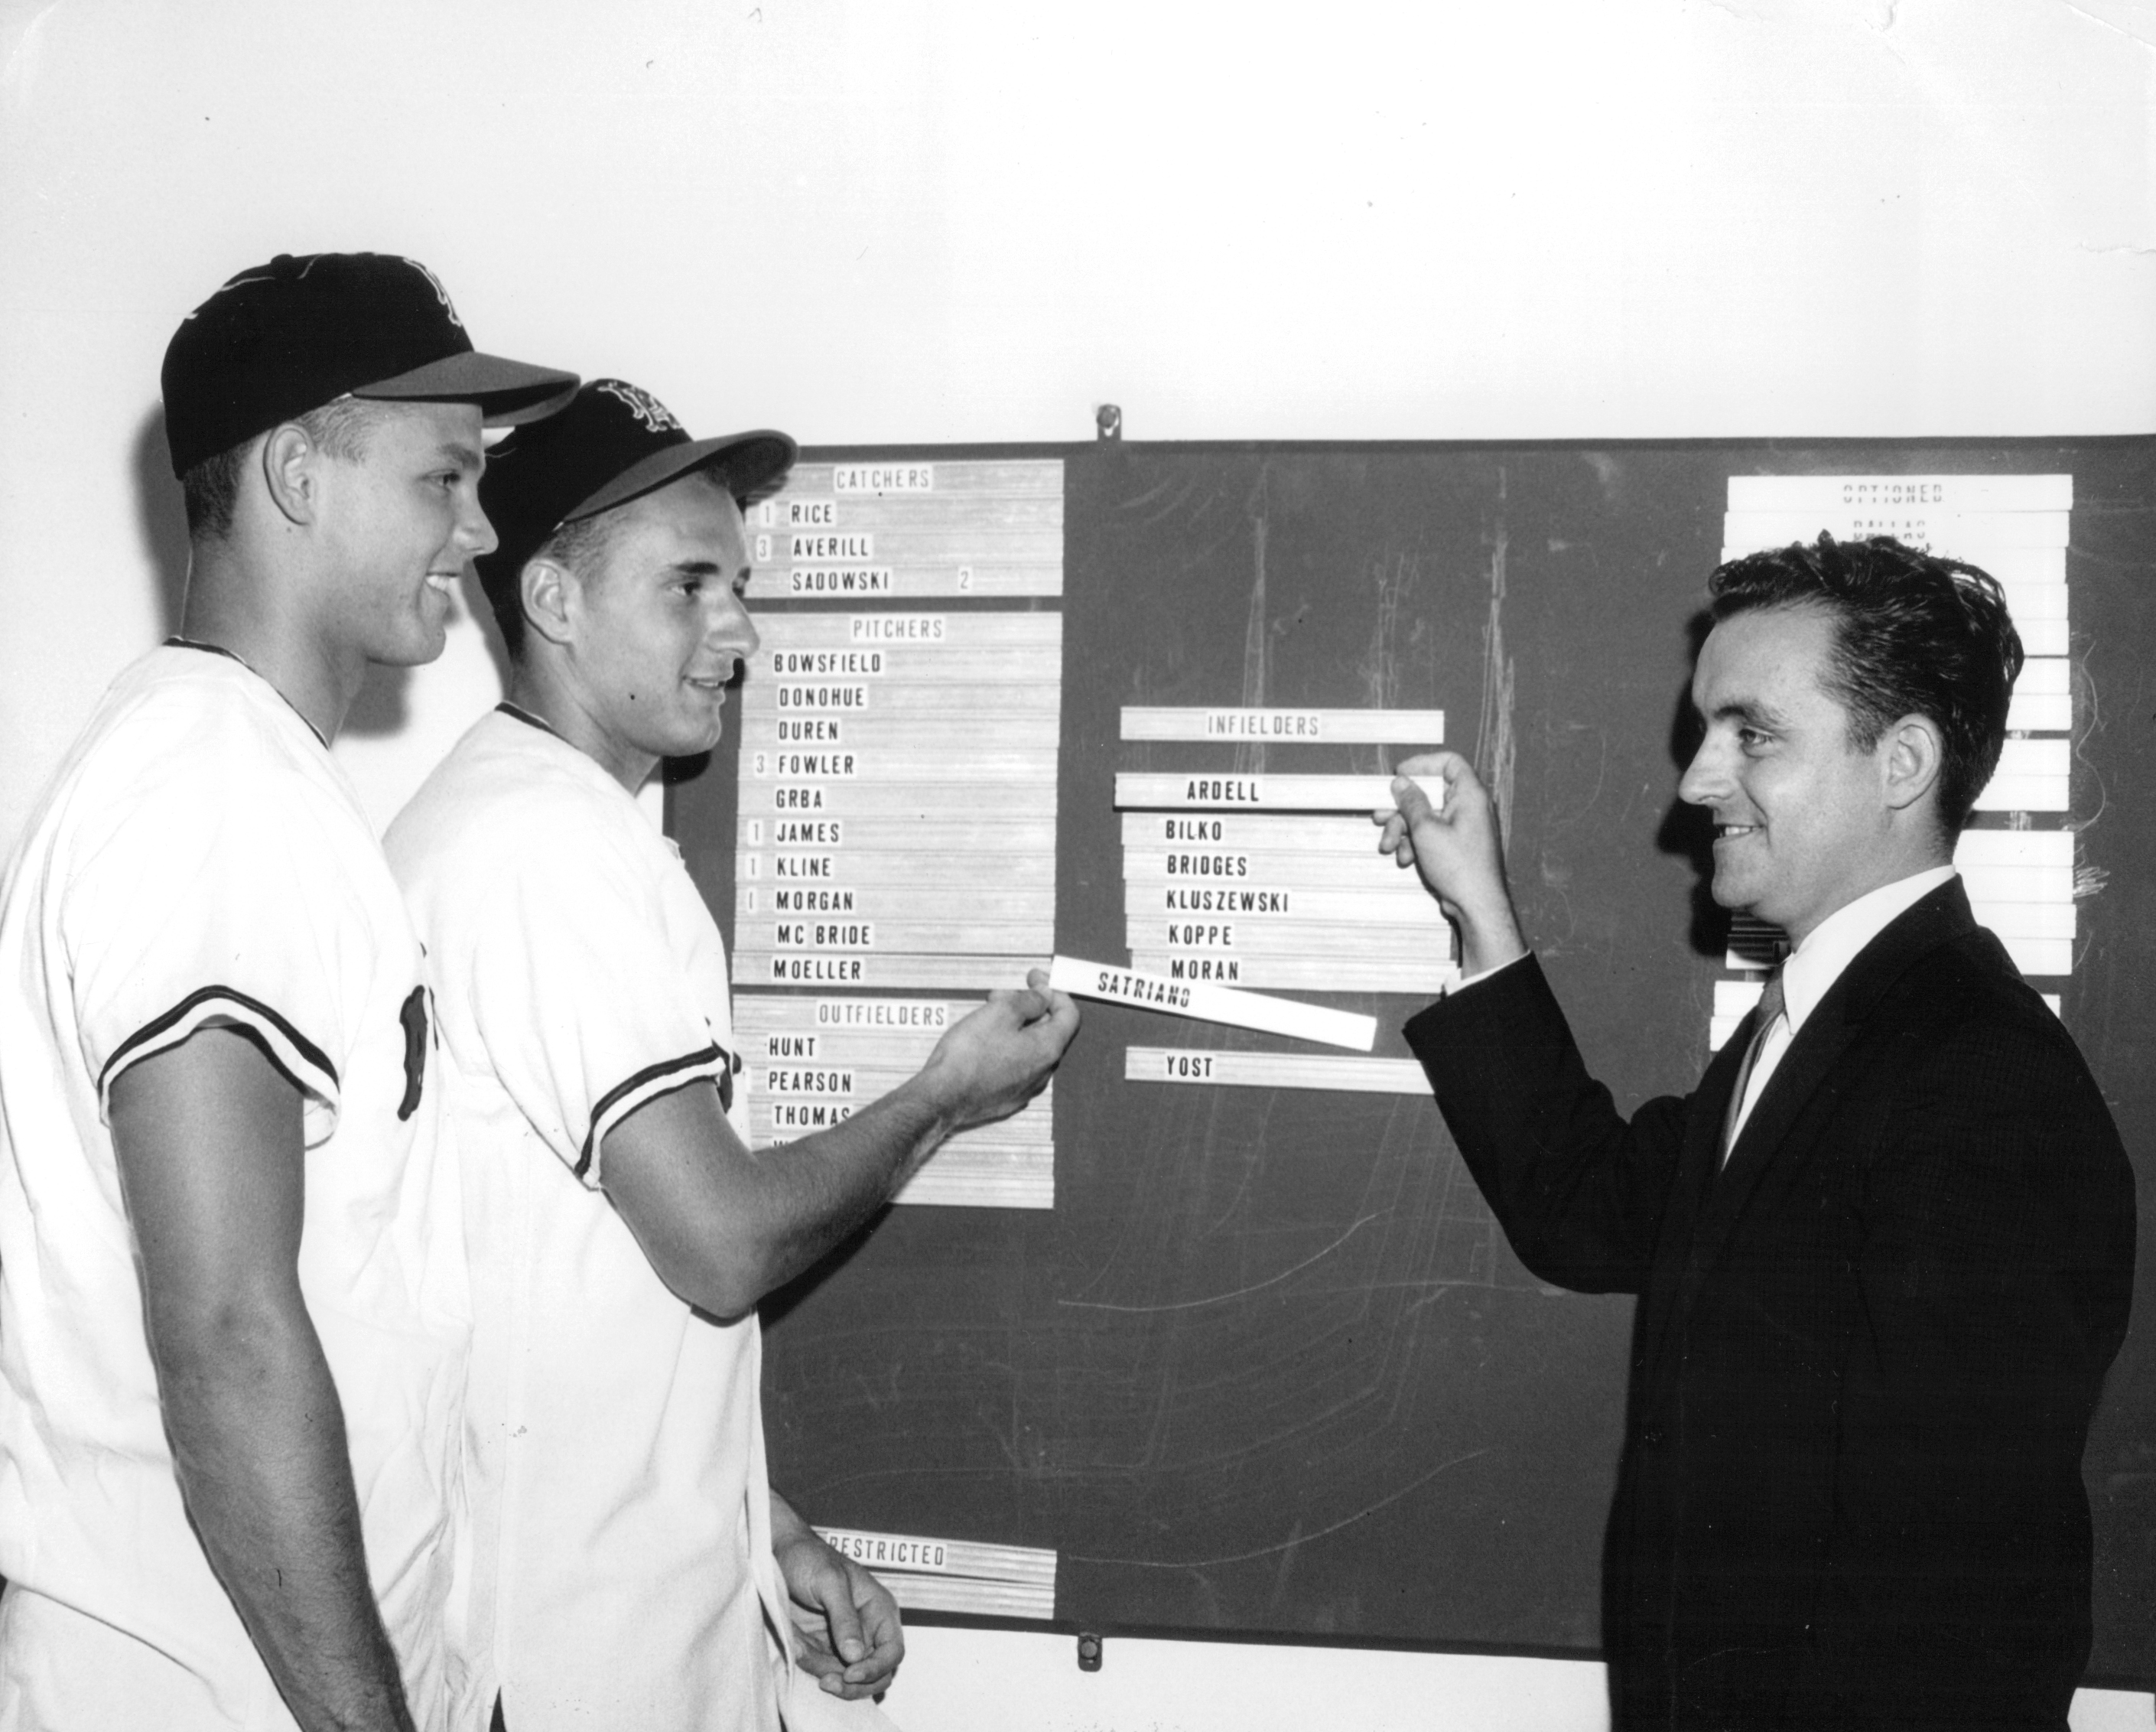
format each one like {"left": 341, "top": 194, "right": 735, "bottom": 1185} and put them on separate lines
{"left": 0, "top": 252, "right": 574, "bottom": 1730}
{"left": 386, "top": 379, "right": 1078, "bottom": 1730}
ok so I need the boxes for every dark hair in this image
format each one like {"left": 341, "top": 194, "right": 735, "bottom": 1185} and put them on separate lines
{"left": 1709, "top": 533, "right": 2024, "bottom": 834}
{"left": 178, "top": 398, "right": 391, "bottom": 541}
{"left": 481, "top": 510, "right": 619, "bottom": 660}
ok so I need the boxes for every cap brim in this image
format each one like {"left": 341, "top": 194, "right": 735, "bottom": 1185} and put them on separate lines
{"left": 355, "top": 351, "right": 580, "bottom": 425}
{"left": 563, "top": 430, "right": 798, "bottom": 521}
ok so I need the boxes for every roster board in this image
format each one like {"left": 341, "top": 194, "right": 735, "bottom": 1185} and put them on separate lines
{"left": 667, "top": 438, "right": 2156, "bottom": 1682}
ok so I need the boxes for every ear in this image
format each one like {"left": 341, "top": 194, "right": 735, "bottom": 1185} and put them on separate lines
{"left": 259, "top": 424, "right": 324, "bottom": 526}
{"left": 521, "top": 556, "right": 577, "bottom": 650}
{"left": 1879, "top": 713, "right": 1944, "bottom": 816}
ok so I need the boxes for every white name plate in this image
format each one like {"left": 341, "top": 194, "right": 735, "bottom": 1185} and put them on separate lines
{"left": 738, "top": 952, "right": 1050, "bottom": 991}
{"left": 1973, "top": 738, "right": 2070, "bottom": 812}
{"left": 1123, "top": 849, "right": 1427, "bottom": 890}
{"left": 892, "top": 1144, "right": 1054, "bottom": 1209}
{"left": 1999, "top": 584, "right": 2067, "bottom": 621}
{"left": 749, "top": 917, "right": 1050, "bottom": 952}
{"left": 1955, "top": 864, "right": 2073, "bottom": 904}
{"left": 753, "top": 613, "right": 1062, "bottom": 650}
{"left": 1126, "top": 952, "right": 1456, "bottom": 995}
{"left": 1955, "top": 829, "right": 2073, "bottom": 868}
{"left": 754, "top": 527, "right": 1061, "bottom": 565}
{"left": 746, "top": 746, "right": 1057, "bottom": 781}
{"left": 810, "top": 1523, "right": 1059, "bottom": 1617}
{"left": 815, "top": 1528, "right": 1057, "bottom": 1587}
{"left": 752, "top": 493, "right": 1063, "bottom": 531}
{"left": 753, "top": 1102, "right": 1051, "bottom": 1147}
{"left": 1128, "top": 919, "right": 1455, "bottom": 959}
{"left": 1725, "top": 474, "right": 2073, "bottom": 513}
{"left": 751, "top": 532, "right": 1059, "bottom": 571}
{"left": 777, "top": 458, "right": 1062, "bottom": 498}
{"left": 1048, "top": 954, "right": 1374, "bottom": 1051}
{"left": 834, "top": 462, "right": 938, "bottom": 495}
{"left": 1126, "top": 1047, "right": 1432, "bottom": 1096}
{"left": 1120, "top": 707, "right": 1445, "bottom": 744}
{"left": 1132, "top": 884, "right": 1442, "bottom": 924}
{"left": 744, "top": 851, "right": 1055, "bottom": 887}
{"left": 1120, "top": 812, "right": 1393, "bottom": 852}
{"left": 740, "top": 884, "right": 1053, "bottom": 921}
{"left": 2008, "top": 692, "right": 2070, "bottom": 733}
{"left": 743, "top": 713, "right": 1062, "bottom": 749}
{"left": 2016, "top": 618, "right": 2069, "bottom": 657}
{"left": 747, "top": 565, "right": 1062, "bottom": 601}
{"left": 1992, "top": 737, "right": 2068, "bottom": 778}
{"left": 751, "top": 646, "right": 1062, "bottom": 684}
{"left": 1973, "top": 900, "right": 2076, "bottom": 941}
{"left": 736, "top": 995, "right": 965, "bottom": 1034}
{"left": 740, "top": 816, "right": 1056, "bottom": 853}
{"left": 746, "top": 1029, "right": 957, "bottom": 1066}
{"left": 753, "top": 1109, "right": 1055, "bottom": 1149}
{"left": 740, "top": 682, "right": 1062, "bottom": 716}
{"left": 752, "top": 780, "right": 1061, "bottom": 819}
{"left": 1723, "top": 510, "right": 2070, "bottom": 550}
{"left": 1116, "top": 773, "right": 1400, "bottom": 812}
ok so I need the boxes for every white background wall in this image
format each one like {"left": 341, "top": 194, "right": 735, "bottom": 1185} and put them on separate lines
{"left": 2, "top": 1, "right": 2151, "bottom": 1723}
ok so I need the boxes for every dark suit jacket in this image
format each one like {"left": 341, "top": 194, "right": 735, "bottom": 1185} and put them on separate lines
{"left": 1405, "top": 881, "right": 2135, "bottom": 1731}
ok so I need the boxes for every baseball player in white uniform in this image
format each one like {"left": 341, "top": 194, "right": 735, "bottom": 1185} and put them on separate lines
{"left": 386, "top": 379, "right": 1078, "bottom": 1730}
{"left": 0, "top": 252, "right": 573, "bottom": 1731}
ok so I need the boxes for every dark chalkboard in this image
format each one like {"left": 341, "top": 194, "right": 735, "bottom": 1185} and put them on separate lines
{"left": 667, "top": 437, "right": 2155, "bottom": 1684}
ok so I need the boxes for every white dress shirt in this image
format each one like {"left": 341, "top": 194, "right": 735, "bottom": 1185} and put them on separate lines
{"left": 1724, "top": 864, "right": 1957, "bottom": 1146}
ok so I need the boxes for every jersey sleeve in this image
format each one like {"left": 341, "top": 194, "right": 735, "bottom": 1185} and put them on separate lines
{"left": 67, "top": 765, "right": 369, "bottom": 1148}
{"left": 458, "top": 814, "right": 733, "bottom": 1188}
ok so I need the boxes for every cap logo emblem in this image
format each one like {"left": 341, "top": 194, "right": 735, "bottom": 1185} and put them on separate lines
{"left": 400, "top": 257, "right": 464, "bottom": 329}
{"left": 596, "top": 379, "right": 682, "bottom": 435}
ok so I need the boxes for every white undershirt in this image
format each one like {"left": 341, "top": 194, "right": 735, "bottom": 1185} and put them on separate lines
{"left": 1448, "top": 864, "right": 1959, "bottom": 1148}
{"left": 1724, "top": 864, "right": 1956, "bottom": 1144}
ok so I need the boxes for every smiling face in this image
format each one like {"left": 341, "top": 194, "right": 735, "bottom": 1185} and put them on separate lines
{"left": 1677, "top": 604, "right": 1914, "bottom": 947}
{"left": 313, "top": 400, "right": 494, "bottom": 667}
{"left": 558, "top": 473, "right": 759, "bottom": 784}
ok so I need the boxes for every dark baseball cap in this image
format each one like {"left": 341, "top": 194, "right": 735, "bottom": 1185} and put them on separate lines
{"left": 161, "top": 252, "right": 578, "bottom": 477}
{"left": 474, "top": 377, "right": 795, "bottom": 604}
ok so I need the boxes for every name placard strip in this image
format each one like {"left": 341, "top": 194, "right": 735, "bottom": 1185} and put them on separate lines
{"left": 1048, "top": 954, "right": 1376, "bottom": 1051}
{"left": 1120, "top": 707, "right": 1445, "bottom": 744}
{"left": 737, "top": 952, "right": 1051, "bottom": 991}
{"left": 1117, "top": 773, "right": 1404, "bottom": 812}
{"left": 892, "top": 1146, "right": 1053, "bottom": 1209}
{"left": 1124, "top": 953, "right": 1455, "bottom": 995}
{"left": 1725, "top": 475, "right": 2073, "bottom": 512}
{"left": 1126, "top": 1047, "right": 1432, "bottom": 1095}
{"left": 1120, "top": 812, "right": 1398, "bottom": 852}
{"left": 814, "top": 1528, "right": 1058, "bottom": 1620}
{"left": 1127, "top": 920, "right": 1455, "bottom": 958}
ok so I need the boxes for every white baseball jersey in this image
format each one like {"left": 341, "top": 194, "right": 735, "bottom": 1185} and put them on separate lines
{"left": 387, "top": 706, "right": 796, "bottom": 1731}
{"left": 0, "top": 643, "right": 470, "bottom": 1730}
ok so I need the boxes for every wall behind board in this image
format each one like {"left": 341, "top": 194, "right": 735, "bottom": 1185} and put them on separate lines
{"left": 4, "top": 0, "right": 2154, "bottom": 852}
{"left": 3, "top": 1, "right": 2152, "bottom": 1721}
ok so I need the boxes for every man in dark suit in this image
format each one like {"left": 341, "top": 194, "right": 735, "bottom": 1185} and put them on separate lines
{"left": 1378, "top": 535, "right": 2135, "bottom": 1730}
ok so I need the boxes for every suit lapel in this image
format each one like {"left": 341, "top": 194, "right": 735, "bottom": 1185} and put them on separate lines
{"left": 1640, "top": 1028, "right": 1751, "bottom": 1372}
{"left": 1680, "top": 879, "right": 1979, "bottom": 1304}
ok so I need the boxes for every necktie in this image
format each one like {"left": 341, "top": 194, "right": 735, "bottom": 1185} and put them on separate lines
{"left": 1719, "top": 969, "right": 1785, "bottom": 1165}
